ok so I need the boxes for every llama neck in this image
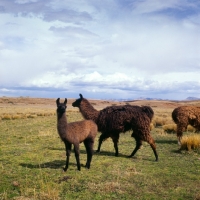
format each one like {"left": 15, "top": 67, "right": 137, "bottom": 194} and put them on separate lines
{"left": 80, "top": 99, "right": 99, "bottom": 123}
{"left": 57, "top": 112, "right": 68, "bottom": 140}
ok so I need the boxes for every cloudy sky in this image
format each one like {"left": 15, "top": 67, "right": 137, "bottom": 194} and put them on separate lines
{"left": 0, "top": 0, "right": 200, "bottom": 100}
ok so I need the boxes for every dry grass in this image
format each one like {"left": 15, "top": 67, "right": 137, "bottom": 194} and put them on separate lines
{"left": 0, "top": 112, "right": 55, "bottom": 120}
{"left": 180, "top": 134, "right": 200, "bottom": 151}
{"left": 150, "top": 123, "right": 155, "bottom": 131}
{"left": 152, "top": 116, "right": 174, "bottom": 127}
{"left": 162, "top": 124, "right": 177, "bottom": 133}
{"left": 187, "top": 125, "right": 196, "bottom": 132}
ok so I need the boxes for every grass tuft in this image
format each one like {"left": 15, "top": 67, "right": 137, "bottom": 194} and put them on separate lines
{"left": 12, "top": 115, "right": 22, "bottom": 120}
{"left": 187, "top": 125, "right": 196, "bottom": 132}
{"left": 2, "top": 114, "right": 12, "bottom": 120}
{"left": 180, "top": 134, "right": 200, "bottom": 151}
{"left": 27, "top": 114, "right": 37, "bottom": 118}
{"left": 162, "top": 124, "right": 177, "bottom": 133}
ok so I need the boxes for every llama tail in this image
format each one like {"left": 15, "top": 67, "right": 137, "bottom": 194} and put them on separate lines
{"left": 171, "top": 109, "right": 178, "bottom": 124}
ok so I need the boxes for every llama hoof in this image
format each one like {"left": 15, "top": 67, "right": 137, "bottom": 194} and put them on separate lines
{"left": 63, "top": 167, "right": 67, "bottom": 172}
{"left": 156, "top": 155, "right": 159, "bottom": 161}
{"left": 115, "top": 153, "right": 118, "bottom": 157}
{"left": 85, "top": 163, "right": 90, "bottom": 169}
{"left": 85, "top": 166, "right": 90, "bottom": 169}
{"left": 127, "top": 154, "right": 135, "bottom": 158}
{"left": 96, "top": 150, "right": 100, "bottom": 153}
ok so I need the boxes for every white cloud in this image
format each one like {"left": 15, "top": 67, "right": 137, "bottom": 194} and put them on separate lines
{"left": 0, "top": 0, "right": 200, "bottom": 100}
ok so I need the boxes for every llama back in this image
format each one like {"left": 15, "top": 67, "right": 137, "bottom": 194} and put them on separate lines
{"left": 141, "top": 106, "right": 154, "bottom": 122}
{"left": 97, "top": 106, "right": 132, "bottom": 132}
{"left": 67, "top": 120, "right": 97, "bottom": 143}
{"left": 97, "top": 106, "right": 150, "bottom": 133}
{"left": 172, "top": 106, "right": 189, "bottom": 124}
{"left": 172, "top": 106, "right": 200, "bottom": 124}
{"left": 124, "top": 105, "right": 154, "bottom": 122}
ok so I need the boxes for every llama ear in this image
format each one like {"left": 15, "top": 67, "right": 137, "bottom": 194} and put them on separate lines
{"left": 79, "top": 94, "right": 83, "bottom": 99}
{"left": 56, "top": 98, "right": 60, "bottom": 106}
{"left": 64, "top": 98, "right": 67, "bottom": 105}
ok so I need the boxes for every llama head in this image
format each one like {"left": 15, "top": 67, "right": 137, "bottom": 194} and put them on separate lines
{"left": 56, "top": 98, "right": 67, "bottom": 114}
{"left": 72, "top": 94, "right": 83, "bottom": 108}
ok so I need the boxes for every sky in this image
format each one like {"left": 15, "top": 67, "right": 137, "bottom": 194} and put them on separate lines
{"left": 0, "top": 0, "right": 200, "bottom": 100}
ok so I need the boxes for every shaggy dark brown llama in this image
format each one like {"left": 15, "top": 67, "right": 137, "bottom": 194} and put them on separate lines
{"left": 56, "top": 98, "right": 97, "bottom": 171}
{"left": 72, "top": 94, "right": 158, "bottom": 161}
{"left": 172, "top": 106, "right": 200, "bottom": 144}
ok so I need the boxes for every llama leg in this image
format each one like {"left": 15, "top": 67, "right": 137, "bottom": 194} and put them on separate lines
{"left": 84, "top": 139, "right": 94, "bottom": 169}
{"left": 74, "top": 144, "right": 81, "bottom": 171}
{"left": 63, "top": 141, "right": 72, "bottom": 172}
{"left": 111, "top": 133, "right": 120, "bottom": 156}
{"left": 176, "top": 124, "right": 187, "bottom": 145}
{"left": 147, "top": 136, "right": 158, "bottom": 161}
{"left": 96, "top": 133, "right": 109, "bottom": 153}
{"left": 127, "top": 137, "right": 142, "bottom": 158}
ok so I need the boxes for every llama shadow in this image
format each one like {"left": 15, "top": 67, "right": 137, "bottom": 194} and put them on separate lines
{"left": 19, "top": 149, "right": 95, "bottom": 169}
{"left": 48, "top": 147, "right": 128, "bottom": 158}
{"left": 80, "top": 149, "right": 128, "bottom": 158}
{"left": 94, "top": 150, "right": 128, "bottom": 158}
{"left": 155, "top": 139, "right": 177, "bottom": 144}
{"left": 94, "top": 149, "right": 148, "bottom": 159}
{"left": 20, "top": 160, "right": 82, "bottom": 169}
{"left": 20, "top": 160, "right": 65, "bottom": 169}
{"left": 171, "top": 149, "right": 182, "bottom": 154}
{"left": 48, "top": 147, "right": 92, "bottom": 155}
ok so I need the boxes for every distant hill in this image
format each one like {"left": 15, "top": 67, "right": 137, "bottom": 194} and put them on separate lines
{"left": 118, "top": 97, "right": 168, "bottom": 101}
{"left": 135, "top": 97, "right": 164, "bottom": 101}
{"left": 118, "top": 96, "right": 200, "bottom": 102}
{"left": 185, "top": 97, "right": 200, "bottom": 100}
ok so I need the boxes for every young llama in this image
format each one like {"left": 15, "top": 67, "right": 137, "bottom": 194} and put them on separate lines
{"left": 56, "top": 98, "right": 97, "bottom": 171}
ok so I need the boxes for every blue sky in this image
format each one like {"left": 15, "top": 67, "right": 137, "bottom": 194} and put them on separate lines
{"left": 0, "top": 0, "right": 200, "bottom": 100}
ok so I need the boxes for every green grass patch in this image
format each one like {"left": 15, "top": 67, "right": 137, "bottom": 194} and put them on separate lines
{"left": 0, "top": 113, "right": 200, "bottom": 199}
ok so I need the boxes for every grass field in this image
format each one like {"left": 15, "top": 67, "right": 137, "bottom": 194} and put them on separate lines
{"left": 0, "top": 98, "right": 200, "bottom": 200}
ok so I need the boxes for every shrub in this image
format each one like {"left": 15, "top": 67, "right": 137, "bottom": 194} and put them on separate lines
{"left": 180, "top": 134, "right": 200, "bottom": 151}
{"left": 27, "top": 114, "right": 37, "bottom": 118}
{"left": 12, "top": 115, "right": 22, "bottom": 120}
{"left": 162, "top": 124, "right": 177, "bottom": 133}
{"left": 153, "top": 117, "right": 166, "bottom": 127}
{"left": 187, "top": 125, "right": 196, "bottom": 132}
{"left": 2, "top": 114, "right": 12, "bottom": 120}
{"left": 150, "top": 123, "right": 154, "bottom": 131}
{"left": 37, "top": 112, "right": 45, "bottom": 116}
{"left": 21, "top": 114, "right": 27, "bottom": 119}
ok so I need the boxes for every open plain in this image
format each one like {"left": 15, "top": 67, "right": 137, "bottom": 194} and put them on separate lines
{"left": 0, "top": 97, "right": 200, "bottom": 200}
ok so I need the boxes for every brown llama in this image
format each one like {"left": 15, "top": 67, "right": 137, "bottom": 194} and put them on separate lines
{"left": 72, "top": 94, "right": 158, "bottom": 161}
{"left": 172, "top": 106, "right": 200, "bottom": 144}
{"left": 56, "top": 98, "right": 97, "bottom": 171}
